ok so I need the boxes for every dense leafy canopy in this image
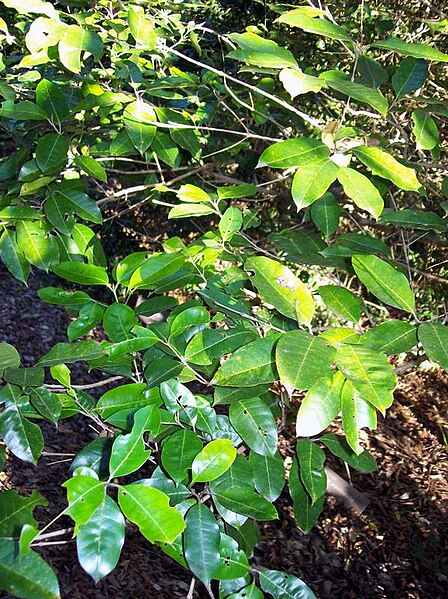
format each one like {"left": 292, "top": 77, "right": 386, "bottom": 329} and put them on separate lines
{"left": 0, "top": 0, "right": 446, "bottom": 597}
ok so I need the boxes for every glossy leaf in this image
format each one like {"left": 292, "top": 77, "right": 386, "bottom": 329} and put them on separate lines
{"left": 229, "top": 397, "right": 278, "bottom": 456}
{"left": 291, "top": 159, "right": 339, "bottom": 211}
{"left": 276, "top": 10, "right": 353, "bottom": 42}
{"left": 74, "top": 156, "right": 107, "bottom": 182}
{"left": 245, "top": 256, "right": 315, "bottom": 325}
{"left": 392, "top": 58, "right": 428, "bottom": 96}
{"left": 258, "top": 138, "right": 329, "bottom": 169}
{"left": 58, "top": 25, "right": 103, "bottom": 73}
{"left": 352, "top": 254, "right": 414, "bottom": 313}
{"left": 118, "top": 484, "right": 185, "bottom": 543}
{"left": 214, "top": 335, "right": 279, "bottom": 387}
{"left": 0, "top": 401, "right": 43, "bottom": 464}
{"left": 128, "top": 4, "right": 157, "bottom": 49}
{"left": 35, "top": 134, "right": 68, "bottom": 172}
{"left": 53, "top": 262, "right": 109, "bottom": 286}
{"left": 124, "top": 100, "right": 156, "bottom": 154}
{"left": 353, "top": 146, "right": 421, "bottom": 192}
{"left": 228, "top": 32, "right": 298, "bottom": 69}
{"left": 37, "top": 341, "right": 106, "bottom": 367}
{"left": 0, "top": 489, "right": 47, "bottom": 537}
{"left": 191, "top": 439, "right": 237, "bottom": 483}
{"left": 359, "top": 320, "right": 417, "bottom": 355}
{"left": 296, "top": 372, "right": 344, "bottom": 437}
{"left": 280, "top": 67, "right": 324, "bottom": 98}
{"left": 319, "top": 284, "right": 362, "bottom": 322}
{"left": 320, "top": 433, "right": 377, "bottom": 472}
{"left": 109, "top": 405, "right": 161, "bottom": 478}
{"left": 372, "top": 37, "right": 448, "bottom": 62}
{"left": 249, "top": 451, "right": 285, "bottom": 501}
{"left": 418, "top": 322, "right": 448, "bottom": 371}
{"left": 0, "top": 539, "right": 60, "bottom": 599}
{"left": 411, "top": 109, "right": 439, "bottom": 150}
{"left": 309, "top": 192, "right": 341, "bottom": 238}
{"left": 289, "top": 456, "right": 324, "bottom": 533}
{"left": 296, "top": 439, "right": 326, "bottom": 503}
{"left": 184, "top": 503, "right": 220, "bottom": 587}
{"left": 214, "top": 533, "right": 250, "bottom": 580}
{"left": 62, "top": 473, "right": 106, "bottom": 532}
{"left": 337, "top": 166, "right": 384, "bottom": 218}
{"left": 276, "top": 330, "right": 335, "bottom": 392}
{"left": 379, "top": 208, "right": 446, "bottom": 232}
{"left": 324, "top": 75, "right": 388, "bottom": 115}
{"left": 76, "top": 495, "right": 125, "bottom": 582}
{"left": 259, "top": 568, "right": 316, "bottom": 599}
{"left": 161, "top": 429, "right": 203, "bottom": 483}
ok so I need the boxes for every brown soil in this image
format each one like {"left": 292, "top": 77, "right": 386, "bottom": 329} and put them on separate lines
{"left": 0, "top": 265, "right": 447, "bottom": 599}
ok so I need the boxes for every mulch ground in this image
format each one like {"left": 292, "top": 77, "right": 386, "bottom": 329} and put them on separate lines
{"left": 0, "top": 265, "right": 447, "bottom": 599}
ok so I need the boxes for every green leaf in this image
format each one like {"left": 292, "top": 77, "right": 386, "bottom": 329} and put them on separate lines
{"left": 227, "top": 32, "right": 298, "bottom": 69}
{"left": 151, "top": 132, "right": 180, "bottom": 168}
{"left": 29, "top": 386, "right": 61, "bottom": 424}
{"left": 161, "top": 429, "right": 202, "bottom": 483}
{"left": 379, "top": 208, "right": 446, "bottom": 232}
{"left": 211, "top": 485, "right": 277, "bottom": 521}
{"left": 53, "top": 262, "right": 109, "bottom": 286}
{"left": 259, "top": 568, "right": 316, "bottom": 599}
{"left": 95, "top": 383, "right": 154, "bottom": 419}
{"left": 229, "top": 397, "right": 278, "bottom": 456}
{"left": 0, "top": 229, "right": 29, "bottom": 283}
{"left": 168, "top": 203, "right": 216, "bottom": 219}
{"left": 276, "top": 10, "right": 353, "bottom": 43}
{"left": 289, "top": 456, "right": 323, "bottom": 533}
{"left": 280, "top": 67, "right": 324, "bottom": 98}
{"left": 0, "top": 342, "right": 20, "bottom": 374}
{"left": 62, "top": 474, "right": 106, "bottom": 532}
{"left": 353, "top": 146, "right": 421, "bottom": 192}
{"left": 291, "top": 159, "right": 339, "bottom": 210}
{"left": 109, "top": 405, "right": 160, "bottom": 478}
{"left": 359, "top": 321, "right": 417, "bottom": 355}
{"left": 318, "top": 284, "right": 362, "bottom": 322}
{"left": 320, "top": 433, "right": 377, "bottom": 472}
{"left": 356, "top": 55, "right": 388, "bottom": 88}
{"left": 37, "top": 340, "right": 106, "bottom": 367}
{"left": 0, "top": 490, "right": 47, "bottom": 537}
{"left": 35, "top": 134, "right": 69, "bottom": 172}
{"left": 337, "top": 166, "right": 384, "bottom": 218}
{"left": 258, "top": 138, "right": 329, "bottom": 169}
{"left": 16, "top": 221, "right": 56, "bottom": 272}
{"left": 296, "top": 439, "right": 326, "bottom": 503}
{"left": 118, "top": 484, "right": 185, "bottom": 543}
{"left": 219, "top": 207, "right": 243, "bottom": 242}
{"left": 335, "top": 344, "right": 396, "bottom": 413}
{"left": 323, "top": 75, "right": 388, "bottom": 115}
{"left": 411, "top": 109, "right": 439, "bottom": 150}
{"left": 185, "top": 327, "right": 258, "bottom": 366}
{"left": 392, "top": 57, "right": 428, "bottom": 97}
{"left": 418, "top": 322, "right": 448, "bottom": 371}
{"left": 74, "top": 156, "right": 107, "bottom": 182}
{"left": 177, "top": 184, "right": 211, "bottom": 203}
{"left": 0, "top": 100, "right": 47, "bottom": 121}
{"left": 214, "top": 533, "right": 250, "bottom": 580}
{"left": 341, "top": 381, "right": 362, "bottom": 454}
{"left": 76, "top": 495, "right": 125, "bottom": 582}
{"left": 296, "top": 372, "right": 344, "bottom": 437}
{"left": 213, "top": 335, "right": 279, "bottom": 387}
{"left": 245, "top": 256, "right": 315, "bottom": 325}
{"left": 36, "top": 79, "right": 69, "bottom": 126}
{"left": 124, "top": 100, "right": 156, "bottom": 154}
{"left": 128, "top": 4, "right": 157, "bottom": 49}
{"left": 58, "top": 25, "right": 103, "bottom": 73}
{"left": 0, "top": 398, "right": 43, "bottom": 464}
{"left": 372, "top": 37, "right": 448, "bottom": 63}
{"left": 184, "top": 503, "right": 220, "bottom": 587}
{"left": 128, "top": 253, "right": 184, "bottom": 289}
{"left": 249, "top": 451, "right": 284, "bottom": 501}
{"left": 191, "top": 439, "right": 237, "bottom": 483}
{"left": 0, "top": 539, "right": 60, "bottom": 599}
{"left": 352, "top": 254, "right": 414, "bottom": 313}
{"left": 227, "top": 583, "right": 263, "bottom": 599}
{"left": 68, "top": 303, "right": 104, "bottom": 341}
{"left": 0, "top": 0, "right": 59, "bottom": 17}
{"left": 276, "top": 330, "right": 335, "bottom": 392}
{"left": 103, "top": 303, "right": 138, "bottom": 342}
{"left": 309, "top": 192, "right": 341, "bottom": 238}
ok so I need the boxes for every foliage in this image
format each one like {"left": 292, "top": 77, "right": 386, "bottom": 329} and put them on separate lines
{"left": 0, "top": 1, "right": 446, "bottom": 597}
